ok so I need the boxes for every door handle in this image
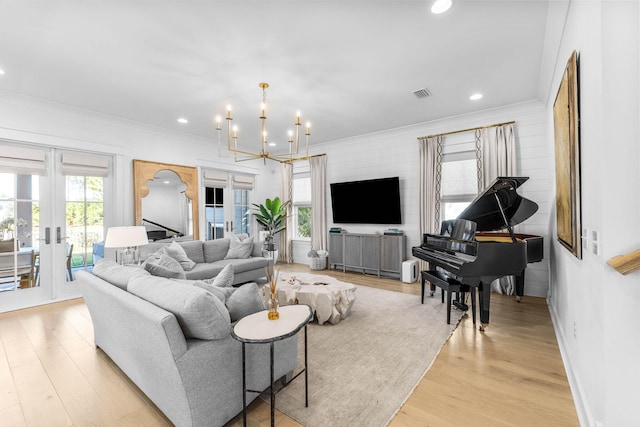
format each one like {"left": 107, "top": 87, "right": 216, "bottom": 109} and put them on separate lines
{"left": 56, "top": 227, "right": 67, "bottom": 244}
{"left": 43, "top": 227, "right": 51, "bottom": 245}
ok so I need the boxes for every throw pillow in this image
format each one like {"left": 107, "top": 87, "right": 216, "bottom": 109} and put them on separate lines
{"left": 224, "top": 234, "right": 254, "bottom": 260}
{"left": 192, "top": 281, "right": 235, "bottom": 304}
{"left": 128, "top": 275, "right": 230, "bottom": 340}
{"left": 226, "top": 282, "right": 265, "bottom": 322}
{"left": 143, "top": 252, "right": 186, "bottom": 279}
{"left": 165, "top": 241, "right": 196, "bottom": 271}
{"left": 210, "top": 264, "right": 234, "bottom": 287}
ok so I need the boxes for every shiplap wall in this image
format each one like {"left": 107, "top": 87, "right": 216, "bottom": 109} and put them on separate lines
{"left": 297, "top": 100, "right": 552, "bottom": 297}
{"left": 1, "top": 90, "right": 552, "bottom": 296}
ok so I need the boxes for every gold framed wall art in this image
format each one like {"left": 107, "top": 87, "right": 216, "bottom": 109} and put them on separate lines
{"left": 553, "top": 50, "right": 582, "bottom": 258}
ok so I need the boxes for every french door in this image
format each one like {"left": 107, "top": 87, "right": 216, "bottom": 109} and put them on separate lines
{"left": 0, "top": 142, "right": 111, "bottom": 312}
{"left": 202, "top": 170, "right": 253, "bottom": 240}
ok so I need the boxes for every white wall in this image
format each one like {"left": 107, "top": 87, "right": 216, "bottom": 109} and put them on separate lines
{"left": 301, "top": 100, "right": 552, "bottom": 296}
{"left": 546, "top": 1, "right": 640, "bottom": 426}
{"left": 0, "top": 92, "right": 273, "bottom": 234}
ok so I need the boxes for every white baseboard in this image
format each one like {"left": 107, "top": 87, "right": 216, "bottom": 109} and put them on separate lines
{"left": 547, "top": 296, "right": 592, "bottom": 427}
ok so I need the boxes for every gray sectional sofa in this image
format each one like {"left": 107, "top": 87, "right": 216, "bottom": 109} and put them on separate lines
{"left": 78, "top": 260, "right": 299, "bottom": 427}
{"left": 138, "top": 236, "right": 270, "bottom": 285}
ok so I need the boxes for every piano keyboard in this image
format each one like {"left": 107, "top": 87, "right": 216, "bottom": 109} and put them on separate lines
{"left": 412, "top": 247, "right": 476, "bottom": 271}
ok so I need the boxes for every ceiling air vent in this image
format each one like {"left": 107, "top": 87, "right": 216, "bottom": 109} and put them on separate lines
{"left": 412, "top": 88, "right": 431, "bottom": 99}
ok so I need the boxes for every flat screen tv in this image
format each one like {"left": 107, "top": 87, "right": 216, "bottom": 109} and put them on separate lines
{"left": 330, "top": 177, "right": 402, "bottom": 224}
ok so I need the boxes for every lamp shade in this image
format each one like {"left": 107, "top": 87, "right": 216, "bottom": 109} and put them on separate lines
{"left": 104, "top": 226, "right": 149, "bottom": 248}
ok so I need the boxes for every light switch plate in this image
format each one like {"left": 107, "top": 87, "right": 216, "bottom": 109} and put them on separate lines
{"left": 591, "top": 230, "right": 599, "bottom": 256}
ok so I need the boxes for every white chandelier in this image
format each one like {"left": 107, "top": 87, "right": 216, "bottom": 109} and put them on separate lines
{"left": 215, "top": 82, "right": 312, "bottom": 163}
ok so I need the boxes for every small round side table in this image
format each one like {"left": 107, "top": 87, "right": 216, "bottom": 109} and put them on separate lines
{"left": 231, "top": 304, "right": 313, "bottom": 427}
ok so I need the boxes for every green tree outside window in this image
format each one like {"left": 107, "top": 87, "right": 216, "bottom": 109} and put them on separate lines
{"left": 297, "top": 206, "right": 311, "bottom": 238}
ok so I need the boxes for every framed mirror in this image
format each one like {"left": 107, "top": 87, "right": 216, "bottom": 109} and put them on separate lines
{"left": 133, "top": 160, "right": 199, "bottom": 240}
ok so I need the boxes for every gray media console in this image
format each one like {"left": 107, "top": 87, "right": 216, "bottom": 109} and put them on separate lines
{"left": 328, "top": 232, "right": 406, "bottom": 279}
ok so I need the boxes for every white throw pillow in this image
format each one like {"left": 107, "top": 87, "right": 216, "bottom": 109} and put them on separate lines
{"left": 224, "top": 235, "right": 254, "bottom": 259}
{"left": 165, "top": 241, "right": 196, "bottom": 271}
{"left": 128, "top": 275, "right": 231, "bottom": 340}
{"left": 193, "top": 281, "right": 235, "bottom": 303}
{"left": 210, "top": 264, "right": 234, "bottom": 287}
{"left": 226, "top": 282, "right": 265, "bottom": 322}
{"left": 143, "top": 252, "right": 186, "bottom": 279}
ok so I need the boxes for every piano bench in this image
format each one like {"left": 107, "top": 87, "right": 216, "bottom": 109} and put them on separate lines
{"left": 420, "top": 270, "right": 476, "bottom": 325}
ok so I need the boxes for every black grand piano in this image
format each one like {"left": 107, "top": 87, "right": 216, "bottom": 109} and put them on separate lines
{"left": 412, "top": 177, "right": 543, "bottom": 330}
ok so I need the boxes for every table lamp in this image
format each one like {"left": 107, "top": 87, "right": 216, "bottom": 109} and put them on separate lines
{"left": 104, "top": 226, "right": 149, "bottom": 265}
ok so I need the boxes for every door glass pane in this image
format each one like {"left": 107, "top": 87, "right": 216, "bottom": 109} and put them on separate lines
{"left": 0, "top": 173, "right": 39, "bottom": 292}
{"left": 234, "top": 189, "right": 250, "bottom": 235}
{"left": 66, "top": 176, "right": 104, "bottom": 281}
{"left": 205, "top": 187, "right": 225, "bottom": 240}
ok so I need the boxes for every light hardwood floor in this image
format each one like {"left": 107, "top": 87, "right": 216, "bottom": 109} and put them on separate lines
{"left": 0, "top": 264, "right": 578, "bottom": 426}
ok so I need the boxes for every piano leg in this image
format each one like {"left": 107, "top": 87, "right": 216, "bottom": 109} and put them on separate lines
{"left": 420, "top": 272, "right": 437, "bottom": 303}
{"left": 457, "top": 287, "right": 476, "bottom": 325}
{"left": 515, "top": 270, "right": 526, "bottom": 303}
{"left": 478, "top": 282, "right": 491, "bottom": 331}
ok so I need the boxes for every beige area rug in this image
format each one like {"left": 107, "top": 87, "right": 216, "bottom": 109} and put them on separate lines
{"left": 272, "top": 282, "right": 465, "bottom": 427}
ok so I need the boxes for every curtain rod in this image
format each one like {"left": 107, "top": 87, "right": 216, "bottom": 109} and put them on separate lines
{"left": 418, "top": 120, "right": 516, "bottom": 140}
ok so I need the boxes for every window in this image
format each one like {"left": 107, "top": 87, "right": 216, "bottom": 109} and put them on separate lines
{"left": 440, "top": 150, "right": 477, "bottom": 221}
{"left": 292, "top": 172, "right": 311, "bottom": 240}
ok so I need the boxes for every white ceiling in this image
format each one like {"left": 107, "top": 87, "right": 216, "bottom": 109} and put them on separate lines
{"left": 0, "top": 0, "right": 551, "bottom": 152}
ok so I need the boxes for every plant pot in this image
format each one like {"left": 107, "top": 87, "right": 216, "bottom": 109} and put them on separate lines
{"left": 263, "top": 249, "right": 279, "bottom": 265}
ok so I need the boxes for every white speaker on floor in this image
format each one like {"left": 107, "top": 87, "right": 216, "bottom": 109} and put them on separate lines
{"left": 401, "top": 260, "right": 418, "bottom": 283}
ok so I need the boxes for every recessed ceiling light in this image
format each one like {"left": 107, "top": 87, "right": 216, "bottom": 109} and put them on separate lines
{"left": 163, "top": 180, "right": 171, "bottom": 184}
{"left": 0, "top": 68, "right": 5, "bottom": 75}
{"left": 470, "top": 93, "right": 483, "bottom": 101}
{"left": 268, "top": 142, "right": 277, "bottom": 147}
{"left": 177, "top": 117, "right": 188, "bottom": 124}
{"left": 431, "top": 0, "right": 453, "bottom": 14}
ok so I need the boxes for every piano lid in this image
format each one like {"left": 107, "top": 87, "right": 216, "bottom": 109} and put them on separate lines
{"left": 457, "top": 177, "right": 538, "bottom": 232}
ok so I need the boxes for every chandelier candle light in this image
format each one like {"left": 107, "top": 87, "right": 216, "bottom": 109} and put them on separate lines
{"left": 215, "top": 82, "right": 312, "bottom": 163}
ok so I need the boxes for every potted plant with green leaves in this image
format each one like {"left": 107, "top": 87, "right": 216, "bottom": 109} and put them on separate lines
{"left": 251, "top": 197, "right": 289, "bottom": 258}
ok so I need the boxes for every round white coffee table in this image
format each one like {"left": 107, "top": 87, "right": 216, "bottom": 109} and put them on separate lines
{"left": 275, "top": 272, "right": 357, "bottom": 325}
{"left": 231, "top": 304, "right": 313, "bottom": 427}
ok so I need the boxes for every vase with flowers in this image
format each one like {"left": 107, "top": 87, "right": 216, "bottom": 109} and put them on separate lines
{"left": 265, "top": 266, "right": 280, "bottom": 320}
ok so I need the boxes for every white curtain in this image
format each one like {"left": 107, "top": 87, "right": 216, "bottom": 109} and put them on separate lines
{"left": 477, "top": 123, "right": 516, "bottom": 188}
{"left": 418, "top": 136, "right": 443, "bottom": 271}
{"left": 280, "top": 162, "right": 293, "bottom": 263}
{"left": 476, "top": 123, "right": 517, "bottom": 294}
{"left": 309, "top": 155, "right": 327, "bottom": 251}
